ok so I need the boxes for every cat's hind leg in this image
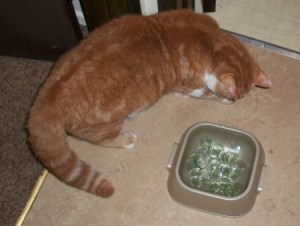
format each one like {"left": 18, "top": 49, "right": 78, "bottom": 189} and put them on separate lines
{"left": 68, "top": 120, "right": 138, "bottom": 149}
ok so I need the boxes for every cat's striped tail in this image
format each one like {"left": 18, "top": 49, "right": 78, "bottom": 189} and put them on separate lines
{"left": 27, "top": 112, "right": 114, "bottom": 198}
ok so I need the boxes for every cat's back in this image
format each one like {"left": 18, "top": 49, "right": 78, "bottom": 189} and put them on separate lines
{"left": 150, "top": 9, "right": 218, "bottom": 30}
{"left": 37, "top": 10, "right": 219, "bottom": 103}
{"left": 57, "top": 10, "right": 218, "bottom": 63}
{"left": 51, "top": 10, "right": 217, "bottom": 67}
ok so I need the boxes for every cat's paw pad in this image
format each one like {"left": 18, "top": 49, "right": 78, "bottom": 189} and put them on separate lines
{"left": 122, "top": 132, "right": 138, "bottom": 150}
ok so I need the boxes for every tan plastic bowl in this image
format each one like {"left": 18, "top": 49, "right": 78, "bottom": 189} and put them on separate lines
{"left": 167, "top": 122, "right": 266, "bottom": 217}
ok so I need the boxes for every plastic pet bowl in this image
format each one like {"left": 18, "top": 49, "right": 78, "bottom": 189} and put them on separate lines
{"left": 167, "top": 122, "right": 266, "bottom": 217}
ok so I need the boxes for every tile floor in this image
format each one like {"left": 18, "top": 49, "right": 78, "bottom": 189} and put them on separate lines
{"left": 207, "top": 0, "right": 300, "bottom": 52}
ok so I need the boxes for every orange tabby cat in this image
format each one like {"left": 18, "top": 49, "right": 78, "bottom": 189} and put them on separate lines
{"left": 27, "top": 10, "right": 271, "bottom": 198}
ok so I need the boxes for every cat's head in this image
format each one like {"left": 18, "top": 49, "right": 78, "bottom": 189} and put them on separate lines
{"left": 212, "top": 60, "right": 272, "bottom": 101}
{"left": 209, "top": 35, "right": 272, "bottom": 101}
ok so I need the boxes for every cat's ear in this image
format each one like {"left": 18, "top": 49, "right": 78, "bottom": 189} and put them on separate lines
{"left": 254, "top": 70, "right": 272, "bottom": 88}
{"left": 215, "top": 75, "right": 238, "bottom": 100}
{"left": 222, "top": 75, "right": 238, "bottom": 99}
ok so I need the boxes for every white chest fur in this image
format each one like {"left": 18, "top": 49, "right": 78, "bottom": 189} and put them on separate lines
{"left": 203, "top": 72, "right": 218, "bottom": 92}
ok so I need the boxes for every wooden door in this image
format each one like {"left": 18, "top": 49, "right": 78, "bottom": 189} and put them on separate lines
{"left": 80, "top": 0, "right": 206, "bottom": 32}
{"left": 79, "top": 0, "right": 141, "bottom": 31}
{"left": 0, "top": 0, "right": 83, "bottom": 60}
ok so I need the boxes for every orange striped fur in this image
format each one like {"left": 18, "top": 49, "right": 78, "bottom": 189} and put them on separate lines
{"left": 27, "top": 10, "right": 271, "bottom": 197}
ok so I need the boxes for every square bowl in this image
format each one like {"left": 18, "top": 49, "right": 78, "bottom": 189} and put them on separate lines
{"left": 167, "top": 122, "right": 266, "bottom": 217}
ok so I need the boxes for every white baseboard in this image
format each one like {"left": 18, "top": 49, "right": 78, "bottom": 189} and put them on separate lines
{"left": 195, "top": 0, "right": 203, "bottom": 13}
{"left": 73, "top": 0, "right": 86, "bottom": 25}
{"left": 139, "top": 0, "right": 158, "bottom": 15}
{"left": 75, "top": 10, "right": 86, "bottom": 25}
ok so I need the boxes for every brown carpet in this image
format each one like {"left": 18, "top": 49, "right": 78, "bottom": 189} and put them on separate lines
{"left": 0, "top": 56, "right": 52, "bottom": 226}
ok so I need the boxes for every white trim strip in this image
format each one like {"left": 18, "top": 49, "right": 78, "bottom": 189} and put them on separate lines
{"left": 194, "top": 0, "right": 203, "bottom": 13}
{"left": 140, "top": 0, "right": 158, "bottom": 15}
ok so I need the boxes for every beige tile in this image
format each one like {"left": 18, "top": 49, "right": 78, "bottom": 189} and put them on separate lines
{"left": 242, "top": 8, "right": 274, "bottom": 33}
{"left": 217, "top": 19, "right": 268, "bottom": 43}
{"left": 271, "top": 16, "right": 300, "bottom": 37}
{"left": 216, "top": 19, "right": 239, "bottom": 33}
{"left": 237, "top": 28, "right": 269, "bottom": 43}
{"left": 227, "top": 0, "right": 254, "bottom": 7}
{"left": 210, "top": 0, "right": 300, "bottom": 52}
{"left": 267, "top": 33, "right": 300, "bottom": 51}
{"left": 252, "top": 0, "right": 281, "bottom": 12}
{"left": 219, "top": 2, "right": 250, "bottom": 23}
{"left": 277, "top": 0, "right": 300, "bottom": 20}
{"left": 212, "top": 6, "right": 274, "bottom": 42}
{"left": 257, "top": 3, "right": 300, "bottom": 51}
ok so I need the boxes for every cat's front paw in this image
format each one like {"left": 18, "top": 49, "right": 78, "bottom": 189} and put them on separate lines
{"left": 220, "top": 98, "right": 234, "bottom": 104}
{"left": 121, "top": 131, "right": 138, "bottom": 150}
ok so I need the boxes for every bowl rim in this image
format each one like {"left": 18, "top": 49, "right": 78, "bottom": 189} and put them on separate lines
{"left": 174, "top": 121, "right": 261, "bottom": 200}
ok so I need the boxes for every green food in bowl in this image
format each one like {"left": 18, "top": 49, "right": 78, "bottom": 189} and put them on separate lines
{"left": 184, "top": 138, "right": 248, "bottom": 197}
